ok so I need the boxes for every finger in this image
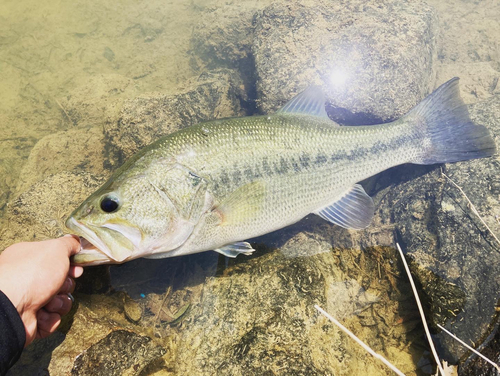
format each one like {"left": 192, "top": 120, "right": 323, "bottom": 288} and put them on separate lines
{"left": 36, "top": 309, "right": 61, "bottom": 339}
{"left": 59, "top": 234, "right": 82, "bottom": 257}
{"left": 45, "top": 294, "right": 73, "bottom": 315}
{"left": 69, "top": 265, "right": 84, "bottom": 279}
{"left": 59, "top": 277, "right": 76, "bottom": 294}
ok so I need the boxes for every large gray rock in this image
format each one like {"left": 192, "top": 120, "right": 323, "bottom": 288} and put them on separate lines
{"left": 105, "top": 69, "right": 246, "bottom": 158}
{"left": 253, "top": 0, "right": 439, "bottom": 123}
{"left": 72, "top": 330, "right": 165, "bottom": 376}
{"left": 191, "top": 1, "right": 271, "bottom": 67}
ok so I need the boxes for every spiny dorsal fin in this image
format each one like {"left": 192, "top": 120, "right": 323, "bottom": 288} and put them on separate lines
{"left": 277, "top": 86, "right": 330, "bottom": 120}
{"left": 314, "top": 184, "right": 374, "bottom": 229}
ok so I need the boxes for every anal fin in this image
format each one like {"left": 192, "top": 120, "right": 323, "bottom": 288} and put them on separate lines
{"left": 314, "top": 184, "right": 374, "bottom": 230}
{"left": 214, "top": 242, "right": 255, "bottom": 258}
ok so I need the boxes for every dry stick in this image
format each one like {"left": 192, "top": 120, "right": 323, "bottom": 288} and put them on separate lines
{"left": 441, "top": 171, "right": 500, "bottom": 248}
{"left": 314, "top": 305, "right": 406, "bottom": 376}
{"left": 437, "top": 324, "right": 500, "bottom": 372}
{"left": 396, "top": 243, "right": 446, "bottom": 376}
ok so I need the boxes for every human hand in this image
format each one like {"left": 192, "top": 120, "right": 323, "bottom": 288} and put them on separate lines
{"left": 0, "top": 235, "right": 83, "bottom": 346}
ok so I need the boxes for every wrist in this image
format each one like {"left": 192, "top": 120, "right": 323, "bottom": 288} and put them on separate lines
{"left": 0, "top": 281, "right": 25, "bottom": 316}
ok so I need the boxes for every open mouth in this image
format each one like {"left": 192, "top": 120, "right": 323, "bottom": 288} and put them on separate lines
{"left": 65, "top": 217, "right": 114, "bottom": 266}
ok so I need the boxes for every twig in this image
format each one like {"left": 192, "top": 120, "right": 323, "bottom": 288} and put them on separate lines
{"left": 396, "top": 243, "right": 446, "bottom": 376}
{"left": 53, "top": 97, "right": 73, "bottom": 124}
{"left": 314, "top": 304, "right": 405, "bottom": 376}
{"left": 441, "top": 171, "right": 500, "bottom": 248}
{"left": 437, "top": 324, "right": 500, "bottom": 372}
{"left": 153, "top": 286, "right": 172, "bottom": 325}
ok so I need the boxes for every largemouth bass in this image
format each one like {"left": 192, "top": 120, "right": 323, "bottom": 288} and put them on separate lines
{"left": 66, "top": 78, "right": 496, "bottom": 265}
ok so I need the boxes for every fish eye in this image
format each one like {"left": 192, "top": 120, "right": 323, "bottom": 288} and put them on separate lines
{"left": 100, "top": 195, "right": 120, "bottom": 213}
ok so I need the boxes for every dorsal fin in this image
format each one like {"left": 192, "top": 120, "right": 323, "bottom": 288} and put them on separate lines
{"left": 277, "top": 86, "right": 330, "bottom": 120}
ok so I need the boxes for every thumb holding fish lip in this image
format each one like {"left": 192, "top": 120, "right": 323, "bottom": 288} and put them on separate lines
{"left": 62, "top": 234, "right": 84, "bottom": 278}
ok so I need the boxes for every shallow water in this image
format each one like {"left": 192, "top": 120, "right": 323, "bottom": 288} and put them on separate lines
{"left": 1, "top": 0, "right": 499, "bottom": 374}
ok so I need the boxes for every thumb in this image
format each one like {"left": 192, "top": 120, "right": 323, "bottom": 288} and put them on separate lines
{"left": 59, "top": 235, "right": 81, "bottom": 257}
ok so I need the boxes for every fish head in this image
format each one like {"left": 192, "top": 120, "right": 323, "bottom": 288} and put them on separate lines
{"left": 66, "top": 160, "right": 209, "bottom": 266}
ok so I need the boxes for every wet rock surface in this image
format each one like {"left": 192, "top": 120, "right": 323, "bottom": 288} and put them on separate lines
{"left": 72, "top": 330, "right": 165, "bottom": 376}
{"left": 173, "top": 242, "right": 425, "bottom": 375}
{"left": 15, "top": 127, "right": 109, "bottom": 195}
{"left": 58, "top": 74, "right": 138, "bottom": 129}
{"left": 191, "top": 1, "right": 270, "bottom": 68}
{"left": 252, "top": 0, "right": 438, "bottom": 123}
{"left": 0, "top": 172, "right": 104, "bottom": 251}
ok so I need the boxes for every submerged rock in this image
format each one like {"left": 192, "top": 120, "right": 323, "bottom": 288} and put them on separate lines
{"left": 58, "top": 74, "right": 138, "bottom": 128}
{"left": 15, "top": 127, "right": 109, "bottom": 195}
{"left": 0, "top": 172, "right": 104, "bottom": 251}
{"left": 72, "top": 330, "right": 165, "bottom": 376}
{"left": 253, "top": 0, "right": 439, "bottom": 123}
{"left": 173, "top": 244, "right": 425, "bottom": 375}
{"left": 191, "top": 1, "right": 270, "bottom": 67}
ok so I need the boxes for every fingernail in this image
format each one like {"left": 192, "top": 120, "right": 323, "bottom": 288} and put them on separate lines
{"left": 65, "top": 277, "right": 74, "bottom": 291}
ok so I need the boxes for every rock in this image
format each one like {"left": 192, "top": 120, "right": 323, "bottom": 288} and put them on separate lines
{"left": 0, "top": 172, "right": 104, "bottom": 251}
{"left": 427, "top": 0, "right": 500, "bottom": 70}
{"left": 191, "top": 2, "right": 270, "bottom": 67}
{"left": 72, "top": 330, "right": 165, "bottom": 375}
{"left": 58, "top": 74, "right": 137, "bottom": 128}
{"left": 174, "top": 243, "right": 426, "bottom": 375}
{"left": 9, "top": 293, "right": 166, "bottom": 375}
{"left": 0, "top": 114, "right": 38, "bottom": 219}
{"left": 122, "top": 293, "right": 143, "bottom": 323}
{"left": 253, "top": 0, "right": 439, "bottom": 123}
{"left": 105, "top": 69, "right": 246, "bottom": 158}
{"left": 435, "top": 62, "right": 500, "bottom": 104}
{"left": 15, "top": 126, "right": 109, "bottom": 195}
{"left": 459, "top": 324, "right": 500, "bottom": 375}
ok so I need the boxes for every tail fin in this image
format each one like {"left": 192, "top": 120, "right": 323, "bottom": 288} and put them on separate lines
{"left": 408, "top": 77, "right": 496, "bottom": 164}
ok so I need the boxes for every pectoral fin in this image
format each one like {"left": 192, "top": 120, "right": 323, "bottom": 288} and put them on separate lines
{"left": 314, "top": 184, "right": 374, "bottom": 229}
{"left": 215, "top": 180, "right": 267, "bottom": 226}
{"left": 214, "top": 242, "right": 255, "bottom": 258}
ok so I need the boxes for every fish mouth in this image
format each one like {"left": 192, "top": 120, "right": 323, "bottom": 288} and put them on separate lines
{"left": 65, "top": 217, "right": 116, "bottom": 266}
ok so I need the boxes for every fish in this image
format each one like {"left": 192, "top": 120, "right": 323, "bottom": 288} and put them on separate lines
{"left": 66, "top": 77, "right": 496, "bottom": 265}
